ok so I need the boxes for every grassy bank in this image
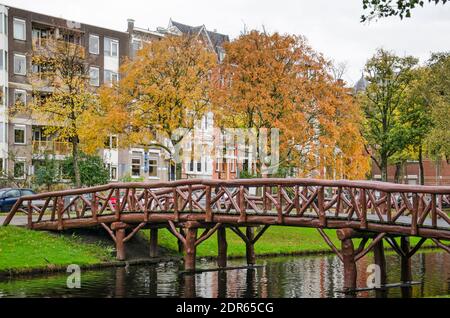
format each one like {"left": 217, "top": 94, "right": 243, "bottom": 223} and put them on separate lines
{"left": 149, "top": 227, "right": 341, "bottom": 258}
{"left": 0, "top": 226, "right": 113, "bottom": 272}
{"left": 147, "top": 226, "right": 438, "bottom": 258}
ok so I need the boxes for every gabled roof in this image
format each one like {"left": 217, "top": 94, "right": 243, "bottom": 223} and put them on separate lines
{"left": 169, "top": 19, "right": 229, "bottom": 54}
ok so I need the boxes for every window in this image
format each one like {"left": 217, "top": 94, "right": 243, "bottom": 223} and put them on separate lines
{"left": 111, "top": 166, "right": 118, "bottom": 181}
{"left": 14, "top": 54, "right": 26, "bottom": 75}
{"left": 110, "top": 135, "right": 118, "bottom": 149}
{"left": 13, "top": 18, "right": 26, "bottom": 41}
{"left": 104, "top": 70, "right": 119, "bottom": 86}
{"left": 14, "top": 125, "right": 26, "bottom": 145}
{"left": 89, "top": 35, "right": 99, "bottom": 55}
{"left": 14, "top": 161, "right": 25, "bottom": 179}
{"left": 230, "top": 159, "right": 236, "bottom": 173}
{"left": 0, "top": 14, "right": 4, "bottom": 34}
{"left": 131, "top": 39, "right": 141, "bottom": 57}
{"left": 197, "top": 161, "right": 202, "bottom": 173}
{"left": 215, "top": 160, "right": 221, "bottom": 172}
{"left": 5, "top": 189, "right": 20, "bottom": 197}
{"left": 0, "top": 122, "right": 3, "bottom": 142}
{"left": 89, "top": 67, "right": 99, "bottom": 86}
{"left": 131, "top": 155, "right": 141, "bottom": 177}
{"left": 14, "top": 89, "right": 26, "bottom": 106}
{"left": 104, "top": 38, "right": 119, "bottom": 57}
{"left": 148, "top": 158, "right": 158, "bottom": 177}
{"left": 188, "top": 160, "right": 194, "bottom": 172}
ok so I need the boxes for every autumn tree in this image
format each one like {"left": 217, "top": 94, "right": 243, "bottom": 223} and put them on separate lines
{"left": 214, "top": 30, "right": 369, "bottom": 179}
{"left": 359, "top": 49, "right": 418, "bottom": 182}
{"left": 361, "top": 0, "right": 448, "bottom": 21}
{"left": 15, "top": 33, "right": 96, "bottom": 188}
{"left": 425, "top": 53, "right": 450, "bottom": 162}
{"left": 83, "top": 35, "right": 217, "bottom": 171}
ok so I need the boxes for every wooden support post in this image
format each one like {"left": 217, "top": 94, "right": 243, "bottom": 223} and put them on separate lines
{"left": 373, "top": 239, "right": 387, "bottom": 287}
{"left": 341, "top": 235, "right": 357, "bottom": 293}
{"left": 112, "top": 222, "right": 128, "bottom": 261}
{"left": 116, "top": 228, "right": 126, "bottom": 261}
{"left": 183, "top": 274, "right": 196, "bottom": 298}
{"left": 246, "top": 227, "right": 256, "bottom": 266}
{"left": 178, "top": 227, "right": 185, "bottom": 253}
{"left": 401, "top": 237, "right": 412, "bottom": 283}
{"left": 217, "top": 226, "right": 228, "bottom": 268}
{"left": 184, "top": 226, "right": 198, "bottom": 272}
{"left": 149, "top": 228, "right": 158, "bottom": 258}
{"left": 27, "top": 200, "right": 33, "bottom": 230}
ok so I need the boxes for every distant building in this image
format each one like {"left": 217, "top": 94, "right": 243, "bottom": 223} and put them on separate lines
{"left": 0, "top": 4, "right": 128, "bottom": 183}
{"left": 127, "top": 19, "right": 233, "bottom": 180}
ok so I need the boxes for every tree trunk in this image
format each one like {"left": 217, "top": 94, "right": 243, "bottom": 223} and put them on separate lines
{"left": 381, "top": 155, "right": 388, "bottom": 182}
{"left": 394, "top": 162, "right": 401, "bottom": 184}
{"left": 418, "top": 145, "right": 425, "bottom": 186}
{"left": 72, "top": 137, "right": 81, "bottom": 188}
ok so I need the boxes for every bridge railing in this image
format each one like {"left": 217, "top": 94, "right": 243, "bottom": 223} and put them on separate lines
{"left": 3, "top": 179, "right": 450, "bottom": 235}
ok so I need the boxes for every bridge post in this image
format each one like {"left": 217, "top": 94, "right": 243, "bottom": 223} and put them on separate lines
{"left": 400, "top": 237, "right": 412, "bottom": 283}
{"left": 149, "top": 228, "right": 158, "bottom": 258}
{"left": 338, "top": 229, "right": 357, "bottom": 293}
{"left": 217, "top": 226, "right": 228, "bottom": 268}
{"left": 246, "top": 227, "right": 256, "bottom": 266}
{"left": 184, "top": 225, "right": 198, "bottom": 272}
{"left": 113, "top": 224, "right": 127, "bottom": 261}
{"left": 373, "top": 239, "right": 387, "bottom": 289}
{"left": 178, "top": 227, "right": 185, "bottom": 253}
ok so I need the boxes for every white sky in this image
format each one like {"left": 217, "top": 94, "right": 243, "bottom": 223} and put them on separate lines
{"left": 2, "top": 0, "right": 450, "bottom": 85}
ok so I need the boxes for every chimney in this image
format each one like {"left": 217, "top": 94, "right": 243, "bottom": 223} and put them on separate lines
{"left": 127, "top": 18, "right": 135, "bottom": 33}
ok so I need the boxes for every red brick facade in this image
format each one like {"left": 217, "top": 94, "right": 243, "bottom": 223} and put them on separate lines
{"left": 371, "top": 159, "right": 450, "bottom": 186}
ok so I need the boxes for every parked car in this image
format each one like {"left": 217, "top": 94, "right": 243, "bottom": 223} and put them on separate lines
{"left": 0, "top": 188, "right": 38, "bottom": 213}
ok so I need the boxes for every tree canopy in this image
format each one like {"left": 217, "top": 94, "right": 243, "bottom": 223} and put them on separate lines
{"left": 362, "top": 0, "right": 448, "bottom": 21}
{"left": 214, "top": 30, "right": 369, "bottom": 179}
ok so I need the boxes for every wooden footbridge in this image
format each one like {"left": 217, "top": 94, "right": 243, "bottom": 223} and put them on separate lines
{"left": 3, "top": 179, "right": 450, "bottom": 292}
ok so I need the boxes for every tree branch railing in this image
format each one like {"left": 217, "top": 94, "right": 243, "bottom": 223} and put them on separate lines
{"left": 3, "top": 179, "right": 450, "bottom": 239}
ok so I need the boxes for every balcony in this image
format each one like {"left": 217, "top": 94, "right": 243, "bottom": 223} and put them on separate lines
{"left": 32, "top": 141, "right": 71, "bottom": 156}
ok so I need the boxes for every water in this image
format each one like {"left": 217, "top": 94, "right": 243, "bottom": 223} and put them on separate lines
{"left": 0, "top": 251, "right": 449, "bottom": 298}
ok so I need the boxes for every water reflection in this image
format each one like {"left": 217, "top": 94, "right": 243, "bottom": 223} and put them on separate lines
{"left": 0, "top": 252, "right": 448, "bottom": 298}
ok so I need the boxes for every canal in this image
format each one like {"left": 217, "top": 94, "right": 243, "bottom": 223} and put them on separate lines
{"left": 0, "top": 251, "right": 449, "bottom": 298}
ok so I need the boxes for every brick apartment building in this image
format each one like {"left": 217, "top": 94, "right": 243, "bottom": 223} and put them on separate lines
{"left": 0, "top": 4, "right": 128, "bottom": 184}
{"left": 0, "top": 3, "right": 238, "bottom": 186}
{"left": 127, "top": 19, "right": 247, "bottom": 181}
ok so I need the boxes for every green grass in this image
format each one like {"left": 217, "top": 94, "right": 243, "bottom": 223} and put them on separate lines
{"left": 0, "top": 226, "right": 113, "bottom": 272}
{"left": 146, "top": 226, "right": 439, "bottom": 259}
{"left": 148, "top": 227, "right": 341, "bottom": 258}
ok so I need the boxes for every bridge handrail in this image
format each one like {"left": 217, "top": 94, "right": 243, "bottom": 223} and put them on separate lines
{"left": 3, "top": 178, "right": 450, "bottom": 228}
{"left": 9, "top": 179, "right": 450, "bottom": 202}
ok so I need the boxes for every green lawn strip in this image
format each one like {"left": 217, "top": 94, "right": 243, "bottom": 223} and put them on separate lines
{"left": 0, "top": 227, "right": 113, "bottom": 271}
{"left": 143, "top": 226, "right": 439, "bottom": 259}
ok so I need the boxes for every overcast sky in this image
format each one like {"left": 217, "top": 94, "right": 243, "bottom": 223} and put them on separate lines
{"left": 2, "top": 0, "right": 449, "bottom": 84}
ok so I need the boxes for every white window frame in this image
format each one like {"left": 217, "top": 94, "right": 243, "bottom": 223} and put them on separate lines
{"left": 110, "top": 165, "right": 118, "bottom": 181}
{"left": 89, "top": 66, "right": 100, "bottom": 87}
{"left": 148, "top": 157, "right": 158, "bottom": 178}
{"left": 104, "top": 70, "right": 119, "bottom": 86}
{"left": 13, "top": 158, "right": 26, "bottom": 179}
{"left": 13, "top": 18, "right": 26, "bottom": 41}
{"left": 14, "top": 54, "right": 26, "bottom": 75}
{"left": 14, "top": 89, "right": 26, "bottom": 105}
{"left": 89, "top": 34, "right": 100, "bottom": 55}
{"left": 111, "top": 40, "right": 119, "bottom": 57}
{"left": 104, "top": 37, "right": 119, "bottom": 57}
{"left": 13, "top": 125, "right": 26, "bottom": 145}
{"left": 131, "top": 156, "right": 142, "bottom": 178}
